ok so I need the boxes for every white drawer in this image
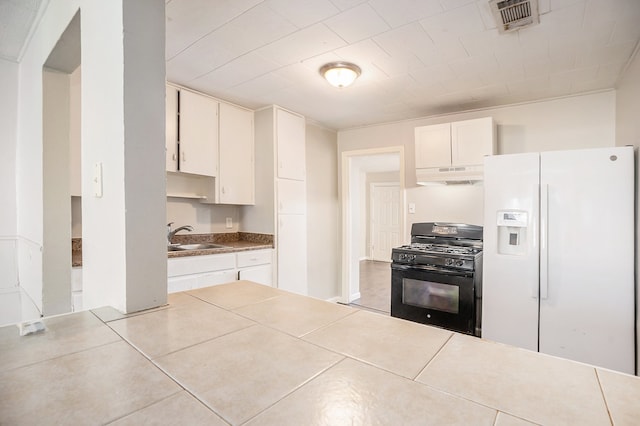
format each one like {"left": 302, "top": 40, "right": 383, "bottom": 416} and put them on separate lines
{"left": 236, "top": 249, "right": 272, "bottom": 268}
{"left": 167, "top": 253, "right": 236, "bottom": 277}
{"left": 168, "top": 270, "right": 238, "bottom": 294}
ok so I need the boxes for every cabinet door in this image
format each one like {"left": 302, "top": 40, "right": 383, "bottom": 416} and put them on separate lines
{"left": 451, "top": 117, "right": 494, "bottom": 166}
{"left": 239, "top": 265, "right": 273, "bottom": 287}
{"left": 277, "top": 214, "right": 307, "bottom": 295}
{"left": 276, "top": 109, "right": 305, "bottom": 180}
{"left": 179, "top": 90, "right": 218, "bottom": 177}
{"left": 166, "top": 85, "right": 179, "bottom": 172}
{"left": 415, "top": 123, "right": 451, "bottom": 168}
{"left": 277, "top": 179, "right": 306, "bottom": 214}
{"left": 219, "top": 102, "right": 254, "bottom": 204}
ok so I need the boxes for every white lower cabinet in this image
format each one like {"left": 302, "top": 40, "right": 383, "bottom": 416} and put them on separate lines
{"left": 167, "top": 253, "right": 235, "bottom": 294}
{"left": 168, "top": 269, "right": 237, "bottom": 293}
{"left": 237, "top": 250, "right": 273, "bottom": 286}
{"left": 167, "top": 250, "right": 273, "bottom": 293}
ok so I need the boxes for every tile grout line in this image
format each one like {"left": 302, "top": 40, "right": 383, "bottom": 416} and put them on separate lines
{"left": 102, "top": 315, "right": 233, "bottom": 425}
{"left": 411, "top": 331, "right": 455, "bottom": 381}
{"left": 594, "top": 368, "right": 615, "bottom": 425}
{"left": 238, "top": 356, "right": 348, "bottom": 425}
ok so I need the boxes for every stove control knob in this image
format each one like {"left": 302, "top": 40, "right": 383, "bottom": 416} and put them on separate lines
{"left": 409, "top": 255, "right": 416, "bottom": 261}
{"left": 445, "top": 258, "right": 454, "bottom": 266}
{"left": 455, "top": 260, "right": 464, "bottom": 267}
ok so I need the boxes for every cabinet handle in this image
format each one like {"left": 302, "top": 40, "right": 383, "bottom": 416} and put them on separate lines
{"left": 172, "top": 153, "right": 177, "bottom": 161}
{"left": 222, "top": 186, "right": 225, "bottom": 194}
{"left": 182, "top": 152, "right": 186, "bottom": 162}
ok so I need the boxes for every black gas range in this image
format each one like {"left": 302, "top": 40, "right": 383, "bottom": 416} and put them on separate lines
{"left": 391, "top": 223, "right": 483, "bottom": 336}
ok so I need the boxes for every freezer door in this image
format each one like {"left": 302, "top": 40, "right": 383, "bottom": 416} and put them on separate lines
{"left": 482, "top": 153, "right": 540, "bottom": 351}
{"left": 539, "top": 146, "right": 635, "bottom": 374}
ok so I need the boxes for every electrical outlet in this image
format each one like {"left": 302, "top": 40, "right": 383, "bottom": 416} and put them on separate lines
{"left": 225, "top": 217, "right": 233, "bottom": 229}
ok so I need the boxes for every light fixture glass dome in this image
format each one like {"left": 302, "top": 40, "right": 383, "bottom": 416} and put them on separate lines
{"left": 319, "top": 62, "right": 361, "bottom": 88}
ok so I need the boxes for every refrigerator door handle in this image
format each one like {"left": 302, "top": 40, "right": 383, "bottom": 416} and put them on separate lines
{"left": 540, "top": 183, "right": 549, "bottom": 300}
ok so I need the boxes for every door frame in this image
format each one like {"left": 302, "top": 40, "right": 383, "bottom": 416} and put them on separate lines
{"left": 340, "top": 146, "right": 406, "bottom": 304}
{"left": 369, "top": 182, "right": 401, "bottom": 262}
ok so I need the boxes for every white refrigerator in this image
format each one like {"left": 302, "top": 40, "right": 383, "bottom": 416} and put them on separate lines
{"left": 482, "top": 146, "right": 635, "bottom": 374}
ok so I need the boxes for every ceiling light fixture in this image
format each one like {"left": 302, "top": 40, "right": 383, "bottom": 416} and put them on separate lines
{"left": 319, "top": 61, "right": 361, "bottom": 88}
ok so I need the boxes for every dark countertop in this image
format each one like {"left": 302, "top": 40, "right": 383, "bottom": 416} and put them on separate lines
{"left": 72, "top": 232, "right": 273, "bottom": 267}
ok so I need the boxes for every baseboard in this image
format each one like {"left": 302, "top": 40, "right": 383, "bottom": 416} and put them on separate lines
{"left": 350, "top": 292, "right": 361, "bottom": 301}
{"left": 325, "top": 296, "right": 342, "bottom": 303}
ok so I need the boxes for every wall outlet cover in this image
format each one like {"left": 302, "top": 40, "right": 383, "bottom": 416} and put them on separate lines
{"left": 225, "top": 217, "right": 233, "bottom": 228}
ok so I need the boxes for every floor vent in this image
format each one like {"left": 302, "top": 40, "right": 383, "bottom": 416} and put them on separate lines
{"left": 489, "top": 0, "right": 539, "bottom": 33}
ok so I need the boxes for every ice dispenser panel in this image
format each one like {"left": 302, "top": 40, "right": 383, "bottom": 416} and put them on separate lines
{"left": 497, "top": 210, "right": 527, "bottom": 255}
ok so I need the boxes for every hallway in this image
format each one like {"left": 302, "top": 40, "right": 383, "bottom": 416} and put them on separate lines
{"left": 350, "top": 260, "right": 391, "bottom": 314}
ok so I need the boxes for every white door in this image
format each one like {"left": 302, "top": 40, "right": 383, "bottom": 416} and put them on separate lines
{"left": 482, "top": 153, "right": 540, "bottom": 352}
{"left": 539, "top": 147, "right": 635, "bottom": 374}
{"left": 370, "top": 183, "right": 401, "bottom": 262}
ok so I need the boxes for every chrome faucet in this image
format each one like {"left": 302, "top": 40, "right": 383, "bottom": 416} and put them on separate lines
{"left": 167, "top": 222, "right": 193, "bottom": 245}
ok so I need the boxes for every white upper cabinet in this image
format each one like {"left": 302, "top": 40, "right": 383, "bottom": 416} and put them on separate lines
{"left": 415, "top": 117, "right": 495, "bottom": 169}
{"left": 414, "top": 123, "right": 451, "bottom": 169}
{"left": 166, "top": 85, "right": 179, "bottom": 172}
{"left": 178, "top": 89, "right": 219, "bottom": 177}
{"left": 414, "top": 117, "right": 496, "bottom": 183}
{"left": 451, "top": 117, "right": 496, "bottom": 167}
{"left": 276, "top": 108, "right": 305, "bottom": 181}
{"left": 218, "top": 102, "right": 254, "bottom": 205}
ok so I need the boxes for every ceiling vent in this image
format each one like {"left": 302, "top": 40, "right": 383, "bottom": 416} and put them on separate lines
{"left": 489, "top": 0, "right": 539, "bottom": 33}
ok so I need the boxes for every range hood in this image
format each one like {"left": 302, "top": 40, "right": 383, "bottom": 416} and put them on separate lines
{"left": 416, "top": 165, "right": 483, "bottom": 185}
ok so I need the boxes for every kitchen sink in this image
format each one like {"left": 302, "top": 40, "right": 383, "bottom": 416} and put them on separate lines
{"left": 167, "top": 243, "right": 229, "bottom": 251}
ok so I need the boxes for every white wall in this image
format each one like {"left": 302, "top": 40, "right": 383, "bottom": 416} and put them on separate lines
{"left": 42, "top": 70, "right": 72, "bottom": 315}
{"left": 16, "top": 0, "right": 167, "bottom": 314}
{"left": 339, "top": 91, "right": 617, "bottom": 233}
{"left": 615, "top": 49, "right": 640, "bottom": 374}
{"left": 306, "top": 123, "right": 340, "bottom": 300}
{"left": 0, "top": 59, "right": 18, "bottom": 292}
{"left": 167, "top": 201, "right": 240, "bottom": 234}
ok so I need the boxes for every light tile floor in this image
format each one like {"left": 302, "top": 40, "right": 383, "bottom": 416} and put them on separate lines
{"left": 1, "top": 280, "right": 639, "bottom": 425}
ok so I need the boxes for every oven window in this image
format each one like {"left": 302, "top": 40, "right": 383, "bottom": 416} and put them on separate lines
{"left": 402, "top": 278, "right": 459, "bottom": 314}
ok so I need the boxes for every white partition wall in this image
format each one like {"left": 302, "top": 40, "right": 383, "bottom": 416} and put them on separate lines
{"left": 16, "top": 0, "right": 167, "bottom": 314}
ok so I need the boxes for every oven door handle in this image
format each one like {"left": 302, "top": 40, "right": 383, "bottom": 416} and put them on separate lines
{"left": 391, "top": 263, "right": 473, "bottom": 277}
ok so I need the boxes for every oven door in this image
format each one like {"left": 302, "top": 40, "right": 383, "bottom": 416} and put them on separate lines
{"left": 391, "top": 263, "right": 476, "bottom": 335}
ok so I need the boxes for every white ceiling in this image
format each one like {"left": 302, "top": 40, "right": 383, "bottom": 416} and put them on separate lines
{"left": 0, "top": 0, "right": 43, "bottom": 61}
{"left": 166, "top": 0, "right": 640, "bottom": 130}
{"left": 2, "top": 1, "right": 639, "bottom": 130}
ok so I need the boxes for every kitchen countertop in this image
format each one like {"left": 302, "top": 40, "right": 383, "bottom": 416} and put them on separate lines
{"left": 72, "top": 232, "right": 273, "bottom": 266}
{"left": 2, "top": 281, "right": 638, "bottom": 424}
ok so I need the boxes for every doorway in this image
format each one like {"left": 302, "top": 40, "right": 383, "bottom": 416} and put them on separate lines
{"left": 42, "top": 12, "right": 81, "bottom": 317}
{"left": 340, "top": 147, "right": 406, "bottom": 307}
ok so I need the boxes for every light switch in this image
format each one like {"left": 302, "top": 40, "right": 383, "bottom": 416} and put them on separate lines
{"left": 408, "top": 203, "right": 416, "bottom": 214}
{"left": 93, "top": 162, "right": 103, "bottom": 198}
{"left": 225, "top": 217, "right": 233, "bottom": 229}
